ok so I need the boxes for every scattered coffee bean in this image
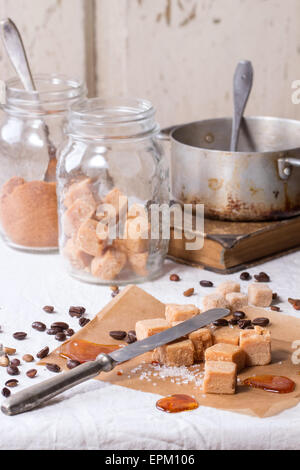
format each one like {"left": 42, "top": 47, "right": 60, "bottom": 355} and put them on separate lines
{"left": 2, "top": 387, "right": 10, "bottom": 398}
{"left": 69, "top": 306, "right": 86, "bottom": 318}
{"left": 26, "top": 369, "right": 37, "bottom": 378}
{"left": 10, "top": 358, "right": 20, "bottom": 367}
{"left": 170, "top": 274, "right": 180, "bottom": 282}
{"left": 252, "top": 317, "right": 270, "bottom": 327}
{"left": 229, "top": 318, "right": 238, "bottom": 326}
{"left": 23, "top": 354, "right": 34, "bottom": 363}
{"left": 240, "top": 272, "right": 251, "bottom": 281}
{"left": 272, "top": 292, "right": 278, "bottom": 300}
{"left": 47, "top": 327, "right": 62, "bottom": 335}
{"left": 213, "top": 318, "right": 229, "bottom": 327}
{"left": 288, "top": 298, "right": 300, "bottom": 311}
{"left": 111, "top": 290, "right": 119, "bottom": 298}
{"left": 200, "top": 280, "right": 213, "bottom": 288}
{"left": 3, "top": 347, "right": 16, "bottom": 355}
{"left": 109, "top": 330, "right": 127, "bottom": 341}
{"left": 0, "top": 356, "right": 9, "bottom": 367}
{"left": 36, "top": 346, "right": 49, "bottom": 359}
{"left": 43, "top": 306, "right": 54, "bottom": 313}
{"left": 46, "top": 363, "right": 61, "bottom": 373}
{"left": 51, "top": 322, "right": 69, "bottom": 330}
{"left": 270, "top": 306, "right": 280, "bottom": 312}
{"left": 254, "top": 272, "right": 270, "bottom": 282}
{"left": 238, "top": 319, "right": 252, "bottom": 329}
{"left": 66, "top": 328, "right": 75, "bottom": 337}
{"left": 5, "top": 379, "right": 18, "bottom": 388}
{"left": 233, "top": 311, "right": 246, "bottom": 320}
{"left": 183, "top": 288, "right": 194, "bottom": 297}
{"left": 79, "top": 318, "right": 90, "bottom": 327}
{"left": 246, "top": 325, "right": 254, "bottom": 329}
{"left": 13, "top": 332, "right": 27, "bottom": 340}
{"left": 55, "top": 332, "right": 66, "bottom": 342}
{"left": 67, "top": 360, "right": 80, "bottom": 370}
{"left": 32, "top": 321, "right": 47, "bottom": 332}
{"left": 110, "top": 285, "right": 119, "bottom": 292}
{"left": 127, "top": 330, "right": 137, "bottom": 344}
{"left": 7, "top": 365, "right": 19, "bottom": 376}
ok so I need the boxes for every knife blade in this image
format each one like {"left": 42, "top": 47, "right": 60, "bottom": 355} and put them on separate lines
{"left": 2, "top": 307, "right": 229, "bottom": 416}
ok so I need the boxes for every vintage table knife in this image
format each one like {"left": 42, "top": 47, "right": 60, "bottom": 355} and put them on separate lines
{"left": 1, "top": 308, "right": 229, "bottom": 416}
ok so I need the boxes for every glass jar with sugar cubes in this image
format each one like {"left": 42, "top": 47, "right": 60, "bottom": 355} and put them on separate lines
{"left": 57, "top": 97, "right": 170, "bottom": 284}
{"left": 0, "top": 74, "right": 86, "bottom": 251}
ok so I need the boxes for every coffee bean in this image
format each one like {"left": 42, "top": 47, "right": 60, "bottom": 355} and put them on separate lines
{"left": 229, "top": 318, "right": 238, "bottom": 326}
{"left": 7, "top": 365, "right": 19, "bottom": 376}
{"left": 69, "top": 306, "right": 86, "bottom": 318}
{"left": 26, "top": 369, "right": 37, "bottom": 378}
{"left": 183, "top": 288, "right": 194, "bottom": 297}
{"left": 79, "top": 318, "right": 90, "bottom": 327}
{"left": 126, "top": 330, "right": 137, "bottom": 344}
{"left": 252, "top": 317, "right": 270, "bottom": 327}
{"left": 23, "top": 354, "right": 34, "bottom": 362}
{"left": 272, "top": 292, "right": 278, "bottom": 300}
{"left": 51, "top": 322, "right": 69, "bottom": 330}
{"left": 238, "top": 319, "right": 252, "bottom": 329}
{"left": 0, "top": 356, "right": 9, "bottom": 367}
{"left": 288, "top": 298, "right": 300, "bottom": 311}
{"left": 110, "top": 286, "right": 119, "bottom": 292}
{"left": 246, "top": 325, "right": 254, "bottom": 329}
{"left": 5, "top": 379, "right": 18, "bottom": 388}
{"left": 240, "top": 272, "right": 251, "bottom": 281}
{"left": 46, "top": 363, "right": 61, "bottom": 373}
{"left": 2, "top": 387, "right": 10, "bottom": 398}
{"left": 170, "top": 274, "right": 180, "bottom": 282}
{"left": 213, "top": 318, "right": 229, "bottom": 327}
{"left": 10, "top": 359, "right": 20, "bottom": 367}
{"left": 43, "top": 306, "right": 54, "bottom": 313}
{"left": 67, "top": 360, "right": 81, "bottom": 370}
{"left": 55, "top": 332, "right": 66, "bottom": 342}
{"left": 66, "top": 328, "right": 75, "bottom": 337}
{"left": 200, "top": 280, "right": 213, "bottom": 288}
{"left": 36, "top": 346, "right": 49, "bottom": 359}
{"left": 270, "top": 306, "right": 280, "bottom": 312}
{"left": 254, "top": 272, "right": 270, "bottom": 282}
{"left": 13, "top": 332, "right": 27, "bottom": 340}
{"left": 111, "top": 290, "right": 119, "bottom": 298}
{"left": 32, "top": 321, "right": 47, "bottom": 332}
{"left": 109, "top": 330, "right": 127, "bottom": 341}
{"left": 3, "top": 347, "right": 16, "bottom": 355}
{"left": 47, "top": 327, "right": 62, "bottom": 335}
{"left": 233, "top": 311, "right": 246, "bottom": 320}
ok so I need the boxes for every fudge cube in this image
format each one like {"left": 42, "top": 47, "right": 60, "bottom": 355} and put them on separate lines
{"left": 248, "top": 283, "right": 273, "bottom": 307}
{"left": 205, "top": 343, "right": 246, "bottom": 372}
{"left": 212, "top": 327, "right": 240, "bottom": 346}
{"left": 64, "top": 179, "right": 95, "bottom": 209}
{"left": 165, "top": 304, "right": 200, "bottom": 323}
{"left": 91, "top": 248, "right": 127, "bottom": 280}
{"left": 76, "top": 219, "right": 107, "bottom": 257}
{"left": 225, "top": 292, "right": 248, "bottom": 312}
{"left": 188, "top": 328, "right": 213, "bottom": 361}
{"left": 135, "top": 318, "right": 169, "bottom": 341}
{"left": 202, "top": 293, "right": 229, "bottom": 311}
{"left": 216, "top": 281, "right": 240, "bottom": 296}
{"left": 152, "top": 339, "right": 195, "bottom": 367}
{"left": 63, "top": 236, "right": 92, "bottom": 270}
{"left": 128, "top": 251, "right": 148, "bottom": 277}
{"left": 122, "top": 217, "right": 150, "bottom": 253}
{"left": 1, "top": 176, "right": 25, "bottom": 197}
{"left": 240, "top": 327, "right": 271, "bottom": 366}
{"left": 102, "top": 188, "right": 128, "bottom": 222}
{"left": 203, "top": 361, "right": 237, "bottom": 395}
{"left": 63, "top": 199, "right": 96, "bottom": 237}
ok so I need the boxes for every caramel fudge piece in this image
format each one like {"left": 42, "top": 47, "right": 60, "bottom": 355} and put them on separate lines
{"left": 135, "top": 318, "right": 169, "bottom": 341}
{"left": 202, "top": 293, "right": 229, "bottom": 311}
{"left": 101, "top": 188, "right": 128, "bottom": 222}
{"left": 212, "top": 327, "right": 240, "bottom": 346}
{"left": 189, "top": 328, "right": 213, "bottom": 361}
{"left": 248, "top": 283, "right": 272, "bottom": 307}
{"left": 122, "top": 217, "right": 150, "bottom": 253}
{"left": 1, "top": 176, "right": 25, "bottom": 197}
{"left": 203, "top": 361, "right": 237, "bottom": 395}
{"left": 205, "top": 343, "right": 246, "bottom": 372}
{"left": 64, "top": 179, "right": 95, "bottom": 208}
{"left": 91, "top": 248, "right": 127, "bottom": 280}
{"left": 216, "top": 281, "right": 240, "bottom": 296}
{"left": 128, "top": 251, "right": 148, "bottom": 277}
{"left": 152, "top": 339, "right": 194, "bottom": 367}
{"left": 240, "top": 326, "right": 271, "bottom": 366}
{"left": 63, "top": 199, "right": 96, "bottom": 237}
{"left": 76, "top": 219, "right": 107, "bottom": 257}
{"left": 165, "top": 304, "right": 200, "bottom": 323}
{"left": 225, "top": 292, "right": 248, "bottom": 312}
{"left": 63, "top": 236, "right": 92, "bottom": 270}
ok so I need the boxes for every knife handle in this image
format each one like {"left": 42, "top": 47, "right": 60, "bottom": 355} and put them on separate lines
{"left": 1, "top": 354, "right": 115, "bottom": 416}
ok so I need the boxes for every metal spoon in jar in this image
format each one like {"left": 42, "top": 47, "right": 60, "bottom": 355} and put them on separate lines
{"left": 0, "top": 18, "right": 56, "bottom": 182}
{"left": 230, "top": 60, "right": 253, "bottom": 152}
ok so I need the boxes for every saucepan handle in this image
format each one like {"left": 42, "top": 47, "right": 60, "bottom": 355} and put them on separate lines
{"left": 278, "top": 156, "right": 300, "bottom": 180}
{"left": 157, "top": 125, "right": 179, "bottom": 142}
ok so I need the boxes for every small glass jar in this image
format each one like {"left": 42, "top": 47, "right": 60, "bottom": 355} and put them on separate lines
{"left": 57, "top": 97, "right": 170, "bottom": 285}
{"left": 0, "top": 74, "right": 86, "bottom": 251}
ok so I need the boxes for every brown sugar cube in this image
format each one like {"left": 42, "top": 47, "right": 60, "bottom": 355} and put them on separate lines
{"left": 98, "top": 188, "right": 128, "bottom": 223}
{"left": 205, "top": 343, "right": 246, "bottom": 372}
{"left": 0, "top": 176, "right": 25, "bottom": 197}
{"left": 64, "top": 179, "right": 95, "bottom": 208}
{"left": 240, "top": 327, "right": 271, "bottom": 366}
{"left": 91, "top": 248, "right": 127, "bottom": 280}
{"left": 152, "top": 339, "right": 195, "bottom": 367}
{"left": 248, "top": 284, "right": 273, "bottom": 307}
{"left": 203, "top": 361, "right": 237, "bottom": 394}
{"left": 63, "top": 236, "right": 92, "bottom": 270}
{"left": 212, "top": 327, "right": 240, "bottom": 346}
{"left": 135, "top": 318, "right": 169, "bottom": 341}
{"left": 189, "top": 328, "right": 213, "bottom": 361}
{"left": 165, "top": 304, "right": 200, "bottom": 323}
{"left": 225, "top": 292, "right": 248, "bottom": 312}
{"left": 202, "top": 293, "right": 229, "bottom": 311}
{"left": 122, "top": 217, "right": 150, "bottom": 254}
{"left": 76, "top": 219, "right": 107, "bottom": 257}
{"left": 128, "top": 251, "right": 148, "bottom": 277}
{"left": 216, "top": 281, "right": 240, "bottom": 296}
{"left": 63, "top": 199, "right": 96, "bottom": 237}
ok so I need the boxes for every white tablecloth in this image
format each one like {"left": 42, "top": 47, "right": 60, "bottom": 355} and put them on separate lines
{"left": 0, "top": 237, "right": 300, "bottom": 450}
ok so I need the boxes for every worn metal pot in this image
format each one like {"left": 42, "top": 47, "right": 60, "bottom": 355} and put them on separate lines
{"left": 162, "top": 116, "right": 300, "bottom": 221}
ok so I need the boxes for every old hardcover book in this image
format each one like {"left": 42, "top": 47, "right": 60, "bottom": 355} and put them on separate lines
{"left": 168, "top": 215, "right": 300, "bottom": 273}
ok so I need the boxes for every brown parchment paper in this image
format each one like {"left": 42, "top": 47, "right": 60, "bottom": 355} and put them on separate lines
{"left": 41, "top": 285, "right": 300, "bottom": 418}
